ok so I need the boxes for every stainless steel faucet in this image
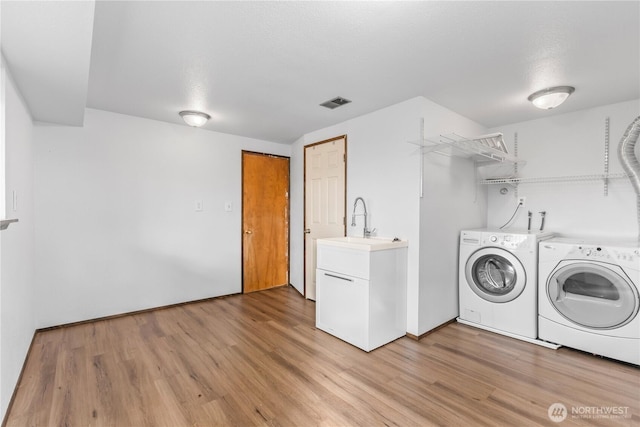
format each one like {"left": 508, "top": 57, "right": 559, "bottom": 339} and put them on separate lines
{"left": 351, "top": 197, "right": 371, "bottom": 238}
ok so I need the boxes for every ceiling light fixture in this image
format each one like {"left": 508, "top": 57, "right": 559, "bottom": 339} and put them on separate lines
{"left": 527, "top": 86, "right": 575, "bottom": 110}
{"left": 179, "top": 110, "right": 211, "bottom": 127}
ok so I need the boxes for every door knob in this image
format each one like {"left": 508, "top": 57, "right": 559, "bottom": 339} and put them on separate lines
{"left": 304, "top": 229, "right": 311, "bottom": 234}
{"left": 245, "top": 230, "right": 253, "bottom": 234}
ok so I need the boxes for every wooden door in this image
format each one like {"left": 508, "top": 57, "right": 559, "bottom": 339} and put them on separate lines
{"left": 304, "top": 136, "right": 346, "bottom": 300}
{"left": 242, "top": 151, "right": 290, "bottom": 293}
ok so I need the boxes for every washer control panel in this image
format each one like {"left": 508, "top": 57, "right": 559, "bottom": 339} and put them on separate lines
{"left": 481, "top": 232, "right": 532, "bottom": 250}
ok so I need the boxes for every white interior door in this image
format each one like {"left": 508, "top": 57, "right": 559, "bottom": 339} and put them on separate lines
{"left": 304, "top": 136, "right": 346, "bottom": 300}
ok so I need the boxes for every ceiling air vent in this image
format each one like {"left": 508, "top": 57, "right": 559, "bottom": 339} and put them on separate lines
{"left": 320, "top": 96, "right": 352, "bottom": 109}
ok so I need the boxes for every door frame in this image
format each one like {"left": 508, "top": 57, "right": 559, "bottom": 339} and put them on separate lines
{"left": 241, "top": 150, "right": 291, "bottom": 293}
{"left": 303, "top": 135, "right": 347, "bottom": 298}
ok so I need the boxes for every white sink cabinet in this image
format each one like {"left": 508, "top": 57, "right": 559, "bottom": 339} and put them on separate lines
{"left": 315, "top": 237, "right": 408, "bottom": 352}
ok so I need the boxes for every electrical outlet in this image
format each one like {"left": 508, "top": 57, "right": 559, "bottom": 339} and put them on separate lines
{"left": 518, "top": 197, "right": 526, "bottom": 207}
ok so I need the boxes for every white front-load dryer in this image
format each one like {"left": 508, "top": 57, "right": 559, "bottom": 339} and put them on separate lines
{"left": 458, "top": 229, "right": 554, "bottom": 342}
{"left": 538, "top": 238, "right": 640, "bottom": 365}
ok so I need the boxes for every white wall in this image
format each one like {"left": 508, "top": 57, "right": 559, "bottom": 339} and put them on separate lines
{"left": 33, "top": 109, "right": 290, "bottom": 328}
{"left": 487, "top": 99, "right": 640, "bottom": 240}
{"left": 290, "top": 96, "right": 488, "bottom": 336}
{"left": 1, "top": 61, "right": 37, "bottom": 418}
{"left": 290, "top": 97, "right": 423, "bottom": 333}
{"left": 418, "top": 99, "right": 488, "bottom": 333}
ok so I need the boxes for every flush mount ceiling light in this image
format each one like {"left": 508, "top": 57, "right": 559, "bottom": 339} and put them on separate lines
{"left": 527, "top": 86, "right": 575, "bottom": 110}
{"left": 179, "top": 110, "right": 211, "bottom": 127}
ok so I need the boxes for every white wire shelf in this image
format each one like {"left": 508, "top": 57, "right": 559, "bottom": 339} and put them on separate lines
{"left": 408, "top": 133, "right": 520, "bottom": 165}
{"left": 479, "top": 172, "right": 629, "bottom": 185}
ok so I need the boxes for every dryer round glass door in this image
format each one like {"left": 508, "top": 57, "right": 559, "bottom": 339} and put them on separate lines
{"left": 465, "top": 247, "right": 526, "bottom": 303}
{"left": 547, "top": 261, "right": 640, "bottom": 329}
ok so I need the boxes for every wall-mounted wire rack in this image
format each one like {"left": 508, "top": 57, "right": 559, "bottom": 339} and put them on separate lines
{"left": 477, "top": 117, "right": 629, "bottom": 196}
{"left": 409, "top": 117, "right": 630, "bottom": 198}
{"left": 407, "top": 119, "right": 522, "bottom": 198}
{"left": 479, "top": 172, "right": 628, "bottom": 186}
{"left": 407, "top": 132, "right": 520, "bottom": 165}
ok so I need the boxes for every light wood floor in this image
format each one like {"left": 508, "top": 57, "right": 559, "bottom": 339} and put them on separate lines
{"left": 5, "top": 286, "right": 639, "bottom": 426}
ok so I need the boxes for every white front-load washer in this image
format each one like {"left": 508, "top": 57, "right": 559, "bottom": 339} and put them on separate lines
{"left": 458, "top": 229, "right": 555, "bottom": 344}
{"left": 538, "top": 238, "right": 640, "bottom": 365}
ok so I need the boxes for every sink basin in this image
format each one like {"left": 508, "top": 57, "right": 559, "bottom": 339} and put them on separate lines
{"left": 317, "top": 236, "right": 408, "bottom": 252}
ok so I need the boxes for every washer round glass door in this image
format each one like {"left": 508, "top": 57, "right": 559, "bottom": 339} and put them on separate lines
{"left": 547, "top": 261, "right": 639, "bottom": 329}
{"left": 465, "top": 247, "right": 526, "bottom": 303}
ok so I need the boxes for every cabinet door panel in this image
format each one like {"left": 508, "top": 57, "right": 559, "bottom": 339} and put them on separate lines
{"left": 316, "top": 269, "right": 368, "bottom": 349}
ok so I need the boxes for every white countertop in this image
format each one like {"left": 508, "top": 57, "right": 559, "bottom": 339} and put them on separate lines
{"left": 316, "top": 236, "right": 408, "bottom": 252}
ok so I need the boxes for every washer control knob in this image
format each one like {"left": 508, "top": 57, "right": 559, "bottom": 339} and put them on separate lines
{"left": 490, "top": 235, "right": 498, "bottom": 243}
{"left": 585, "top": 249, "right": 592, "bottom": 256}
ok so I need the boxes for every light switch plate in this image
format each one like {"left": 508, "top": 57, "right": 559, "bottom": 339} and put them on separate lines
{"left": 224, "top": 201, "right": 233, "bottom": 212}
{"left": 195, "top": 200, "right": 203, "bottom": 212}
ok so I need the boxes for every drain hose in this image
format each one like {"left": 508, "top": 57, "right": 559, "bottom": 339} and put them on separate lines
{"left": 618, "top": 116, "right": 640, "bottom": 241}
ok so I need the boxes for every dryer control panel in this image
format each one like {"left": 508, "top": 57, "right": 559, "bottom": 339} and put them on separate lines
{"left": 573, "top": 245, "right": 640, "bottom": 266}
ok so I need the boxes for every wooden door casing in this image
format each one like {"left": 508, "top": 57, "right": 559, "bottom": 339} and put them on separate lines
{"left": 242, "top": 151, "right": 290, "bottom": 293}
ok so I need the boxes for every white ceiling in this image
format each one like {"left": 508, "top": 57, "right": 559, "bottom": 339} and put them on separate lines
{"left": 2, "top": 1, "right": 639, "bottom": 143}
{"left": 2, "top": 0, "right": 95, "bottom": 126}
